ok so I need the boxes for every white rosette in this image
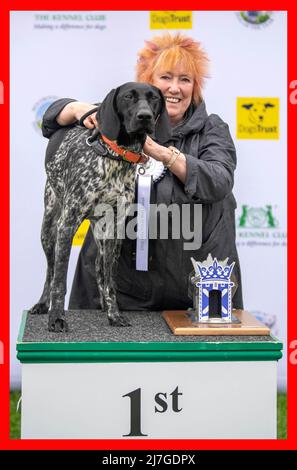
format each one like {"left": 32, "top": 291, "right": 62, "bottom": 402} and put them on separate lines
{"left": 136, "top": 157, "right": 167, "bottom": 183}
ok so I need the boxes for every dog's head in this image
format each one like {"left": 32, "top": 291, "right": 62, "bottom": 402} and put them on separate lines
{"left": 242, "top": 102, "right": 275, "bottom": 125}
{"left": 97, "top": 82, "right": 171, "bottom": 153}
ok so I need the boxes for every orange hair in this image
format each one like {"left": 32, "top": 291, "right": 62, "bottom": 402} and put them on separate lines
{"left": 135, "top": 33, "right": 209, "bottom": 104}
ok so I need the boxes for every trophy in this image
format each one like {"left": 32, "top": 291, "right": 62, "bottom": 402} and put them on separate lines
{"left": 163, "top": 253, "right": 270, "bottom": 336}
{"left": 188, "top": 254, "right": 240, "bottom": 324}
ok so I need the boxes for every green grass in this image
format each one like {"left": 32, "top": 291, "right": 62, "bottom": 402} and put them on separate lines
{"left": 277, "top": 393, "right": 287, "bottom": 439}
{"left": 10, "top": 390, "right": 287, "bottom": 439}
{"left": 10, "top": 390, "right": 21, "bottom": 439}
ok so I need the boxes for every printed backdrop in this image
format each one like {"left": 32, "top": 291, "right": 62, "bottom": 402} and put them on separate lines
{"left": 10, "top": 11, "right": 287, "bottom": 389}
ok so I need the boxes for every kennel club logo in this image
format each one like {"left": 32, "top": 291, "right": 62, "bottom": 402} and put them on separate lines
{"left": 236, "top": 204, "right": 287, "bottom": 249}
{"left": 238, "top": 205, "right": 279, "bottom": 229}
{"left": 33, "top": 13, "right": 107, "bottom": 31}
{"left": 32, "top": 96, "right": 59, "bottom": 135}
{"left": 237, "top": 98, "right": 279, "bottom": 139}
{"left": 236, "top": 11, "right": 273, "bottom": 28}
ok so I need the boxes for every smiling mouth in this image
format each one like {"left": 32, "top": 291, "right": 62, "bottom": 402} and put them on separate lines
{"left": 165, "top": 97, "right": 182, "bottom": 103}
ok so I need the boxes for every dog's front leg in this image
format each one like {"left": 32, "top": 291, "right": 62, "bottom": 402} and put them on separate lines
{"left": 48, "top": 220, "right": 72, "bottom": 332}
{"left": 30, "top": 181, "right": 60, "bottom": 316}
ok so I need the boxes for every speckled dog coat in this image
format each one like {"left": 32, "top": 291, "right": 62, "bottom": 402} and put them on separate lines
{"left": 29, "top": 82, "right": 171, "bottom": 332}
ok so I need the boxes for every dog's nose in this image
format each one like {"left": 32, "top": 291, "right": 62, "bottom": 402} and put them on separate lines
{"left": 136, "top": 111, "right": 153, "bottom": 122}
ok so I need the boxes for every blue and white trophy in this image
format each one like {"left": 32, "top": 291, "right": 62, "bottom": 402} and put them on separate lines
{"left": 189, "top": 254, "right": 239, "bottom": 324}
{"left": 163, "top": 253, "right": 270, "bottom": 335}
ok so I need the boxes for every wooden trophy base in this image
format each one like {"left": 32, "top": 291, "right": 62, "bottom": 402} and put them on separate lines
{"left": 162, "top": 309, "right": 270, "bottom": 336}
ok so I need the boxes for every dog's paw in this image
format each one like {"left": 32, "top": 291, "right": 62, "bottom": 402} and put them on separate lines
{"left": 108, "top": 315, "right": 131, "bottom": 327}
{"left": 29, "top": 303, "right": 49, "bottom": 315}
{"left": 48, "top": 316, "right": 69, "bottom": 333}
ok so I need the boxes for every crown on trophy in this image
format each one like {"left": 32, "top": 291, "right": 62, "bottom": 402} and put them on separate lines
{"left": 194, "top": 258, "right": 235, "bottom": 282}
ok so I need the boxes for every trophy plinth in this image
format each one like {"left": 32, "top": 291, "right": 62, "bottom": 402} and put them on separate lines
{"left": 162, "top": 309, "right": 270, "bottom": 335}
{"left": 187, "top": 309, "right": 241, "bottom": 324}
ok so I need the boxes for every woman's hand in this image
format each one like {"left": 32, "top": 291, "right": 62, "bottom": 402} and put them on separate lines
{"left": 80, "top": 106, "right": 98, "bottom": 129}
{"left": 57, "top": 102, "right": 98, "bottom": 128}
{"left": 142, "top": 135, "right": 171, "bottom": 162}
{"left": 143, "top": 135, "right": 187, "bottom": 184}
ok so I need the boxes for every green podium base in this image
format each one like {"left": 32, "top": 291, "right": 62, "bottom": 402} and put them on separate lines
{"left": 17, "top": 310, "right": 282, "bottom": 439}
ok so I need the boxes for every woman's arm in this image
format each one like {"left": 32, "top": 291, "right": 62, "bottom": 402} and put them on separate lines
{"left": 56, "top": 101, "right": 98, "bottom": 128}
{"left": 42, "top": 99, "right": 97, "bottom": 138}
{"left": 183, "top": 115, "right": 236, "bottom": 203}
{"left": 143, "top": 115, "right": 236, "bottom": 202}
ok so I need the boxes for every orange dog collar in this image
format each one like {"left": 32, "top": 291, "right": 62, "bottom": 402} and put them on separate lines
{"left": 101, "top": 134, "right": 143, "bottom": 164}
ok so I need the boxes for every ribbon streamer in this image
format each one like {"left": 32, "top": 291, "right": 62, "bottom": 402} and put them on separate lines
{"left": 136, "top": 173, "right": 152, "bottom": 271}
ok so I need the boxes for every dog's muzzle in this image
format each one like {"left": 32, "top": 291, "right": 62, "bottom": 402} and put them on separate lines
{"left": 130, "top": 113, "right": 154, "bottom": 134}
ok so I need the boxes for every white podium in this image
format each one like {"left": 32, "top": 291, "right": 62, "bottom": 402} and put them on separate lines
{"left": 17, "top": 310, "right": 282, "bottom": 439}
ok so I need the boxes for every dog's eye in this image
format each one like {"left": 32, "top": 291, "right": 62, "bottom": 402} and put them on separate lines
{"left": 124, "top": 94, "right": 133, "bottom": 100}
{"left": 151, "top": 95, "right": 159, "bottom": 101}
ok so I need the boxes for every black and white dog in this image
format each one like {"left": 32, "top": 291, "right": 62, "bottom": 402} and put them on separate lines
{"left": 30, "top": 82, "right": 171, "bottom": 332}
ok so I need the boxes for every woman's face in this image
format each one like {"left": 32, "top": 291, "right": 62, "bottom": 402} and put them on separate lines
{"left": 152, "top": 64, "right": 195, "bottom": 126}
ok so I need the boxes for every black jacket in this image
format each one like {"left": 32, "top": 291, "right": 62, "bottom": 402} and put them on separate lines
{"left": 42, "top": 99, "right": 243, "bottom": 310}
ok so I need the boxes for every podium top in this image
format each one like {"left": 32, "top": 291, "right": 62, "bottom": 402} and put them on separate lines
{"left": 17, "top": 310, "right": 282, "bottom": 363}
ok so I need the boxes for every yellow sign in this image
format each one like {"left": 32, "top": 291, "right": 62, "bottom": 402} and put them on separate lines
{"left": 150, "top": 11, "right": 192, "bottom": 29}
{"left": 237, "top": 97, "right": 279, "bottom": 139}
{"left": 72, "top": 219, "right": 90, "bottom": 246}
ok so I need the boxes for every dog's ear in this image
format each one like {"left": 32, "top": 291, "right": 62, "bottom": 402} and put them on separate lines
{"left": 97, "top": 88, "right": 120, "bottom": 141}
{"left": 152, "top": 87, "right": 172, "bottom": 144}
{"left": 242, "top": 104, "right": 253, "bottom": 110}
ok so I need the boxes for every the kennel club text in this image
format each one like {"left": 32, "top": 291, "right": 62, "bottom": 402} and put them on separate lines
{"left": 122, "top": 387, "right": 183, "bottom": 436}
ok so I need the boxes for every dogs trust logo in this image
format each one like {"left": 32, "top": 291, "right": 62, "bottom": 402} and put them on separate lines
{"left": 237, "top": 98, "right": 279, "bottom": 140}
{"left": 150, "top": 11, "right": 192, "bottom": 29}
{"left": 236, "top": 11, "right": 273, "bottom": 28}
{"left": 32, "top": 96, "right": 59, "bottom": 135}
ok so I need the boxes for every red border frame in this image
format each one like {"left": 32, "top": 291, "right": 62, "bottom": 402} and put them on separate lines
{"left": 0, "top": 1, "right": 295, "bottom": 450}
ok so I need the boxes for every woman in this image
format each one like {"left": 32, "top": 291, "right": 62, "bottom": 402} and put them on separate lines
{"left": 42, "top": 32, "right": 243, "bottom": 311}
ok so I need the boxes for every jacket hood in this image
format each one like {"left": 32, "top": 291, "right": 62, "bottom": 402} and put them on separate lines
{"left": 171, "top": 100, "right": 208, "bottom": 140}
